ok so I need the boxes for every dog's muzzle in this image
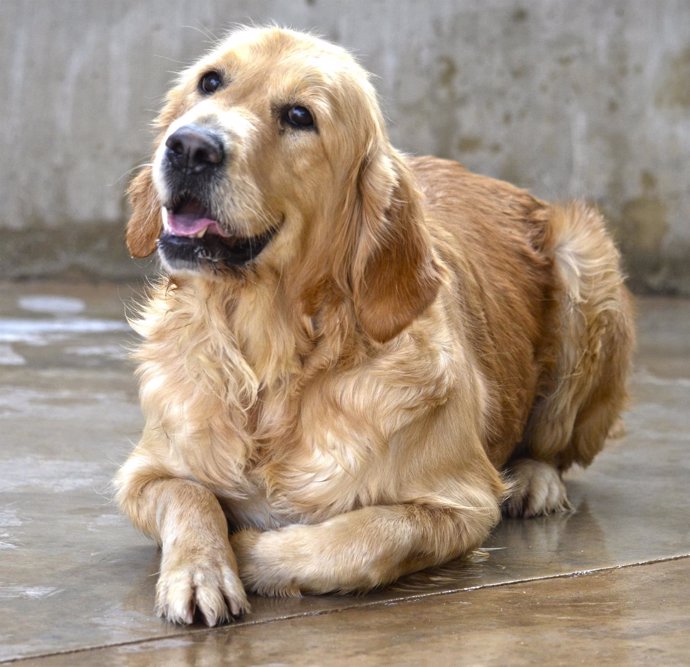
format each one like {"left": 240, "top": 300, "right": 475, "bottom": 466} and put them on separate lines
{"left": 157, "top": 125, "right": 277, "bottom": 274}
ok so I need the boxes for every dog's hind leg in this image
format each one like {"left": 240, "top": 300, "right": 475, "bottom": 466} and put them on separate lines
{"left": 504, "top": 202, "right": 635, "bottom": 518}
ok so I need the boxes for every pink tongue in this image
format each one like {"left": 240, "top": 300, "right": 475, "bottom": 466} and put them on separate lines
{"left": 166, "top": 211, "right": 227, "bottom": 237}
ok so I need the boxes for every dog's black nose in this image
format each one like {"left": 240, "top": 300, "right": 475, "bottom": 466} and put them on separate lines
{"left": 165, "top": 126, "right": 224, "bottom": 174}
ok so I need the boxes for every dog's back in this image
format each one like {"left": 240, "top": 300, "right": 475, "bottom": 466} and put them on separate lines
{"left": 413, "top": 156, "right": 634, "bottom": 513}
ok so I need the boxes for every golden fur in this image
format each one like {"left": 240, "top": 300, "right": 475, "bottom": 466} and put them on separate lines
{"left": 114, "top": 26, "right": 634, "bottom": 625}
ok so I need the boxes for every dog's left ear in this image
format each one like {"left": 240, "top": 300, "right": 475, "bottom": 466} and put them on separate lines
{"left": 350, "top": 149, "right": 444, "bottom": 343}
{"left": 125, "top": 165, "right": 161, "bottom": 258}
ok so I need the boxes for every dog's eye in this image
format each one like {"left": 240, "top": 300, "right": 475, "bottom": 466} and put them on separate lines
{"left": 282, "top": 105, "right": 315, "bottom": 130}
{"left": 198, "top": 71, "right": 223, "bottom": 95}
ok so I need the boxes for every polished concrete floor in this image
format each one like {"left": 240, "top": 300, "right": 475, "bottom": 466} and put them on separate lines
{"left": 1, "top": 283, "right": 689, "bottom": 666}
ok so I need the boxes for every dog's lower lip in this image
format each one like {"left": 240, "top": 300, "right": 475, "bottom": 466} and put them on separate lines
{"left": 158, "top": 224, "right": 279, "bottom": 271}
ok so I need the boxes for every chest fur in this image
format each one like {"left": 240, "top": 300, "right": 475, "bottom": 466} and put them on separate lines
{"left": 135, "top": 294, "right": 457, "bottom": 527}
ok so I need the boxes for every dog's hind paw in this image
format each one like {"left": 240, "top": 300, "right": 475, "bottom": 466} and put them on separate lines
{"left": 502, "top": 459, "right": 572, "bottom": 518}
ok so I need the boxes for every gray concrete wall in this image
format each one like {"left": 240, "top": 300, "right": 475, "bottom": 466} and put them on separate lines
{"left": 1, "top": 0, "right": 688, "bottom": 292}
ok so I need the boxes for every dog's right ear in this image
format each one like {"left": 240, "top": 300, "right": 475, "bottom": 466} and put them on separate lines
{"left": 125, "top": 165, "right": 161, "bottom": 258}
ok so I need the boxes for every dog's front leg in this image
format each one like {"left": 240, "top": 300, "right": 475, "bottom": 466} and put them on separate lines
{"left": 115, "top": 459, "right": 249, "bottom": 625}
{"left": 231, "top": 500, "right": 499, "bottom": 596}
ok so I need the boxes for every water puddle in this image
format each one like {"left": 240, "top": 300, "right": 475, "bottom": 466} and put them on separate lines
{"left": 0, "top": 294, "right": 130, "bottom": 365}
{"left": 17, "top": 295, "right": 86, "bottom": 315}
{"left": 0, "top": 317, "right": 129, "bottom": 343}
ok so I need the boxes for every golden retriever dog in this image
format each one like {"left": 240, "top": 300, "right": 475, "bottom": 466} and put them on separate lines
{"left": 115, "top": 26, "right": 634, "bottom": 625}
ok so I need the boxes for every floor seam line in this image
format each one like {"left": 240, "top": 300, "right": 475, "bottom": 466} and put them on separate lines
{"left": 3, "top": 553, "right": 689, "bottom": 664}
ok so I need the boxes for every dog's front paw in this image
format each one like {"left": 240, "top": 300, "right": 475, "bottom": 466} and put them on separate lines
{"left": 156, "top": 546, "right": 250, "bottom": 626}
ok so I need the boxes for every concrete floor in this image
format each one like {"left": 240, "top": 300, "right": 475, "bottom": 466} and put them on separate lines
{"left": 1, "top": 283, "right": 689, "bottom": 666}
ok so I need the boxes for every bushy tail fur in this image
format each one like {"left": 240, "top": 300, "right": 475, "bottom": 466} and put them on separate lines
{"left": 524, "top": 202, "right": 635, "bottom": 470}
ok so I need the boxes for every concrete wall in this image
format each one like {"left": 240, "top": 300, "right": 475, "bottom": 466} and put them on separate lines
{"left": 1, "top": 0, "right": 688, "bottom": 292}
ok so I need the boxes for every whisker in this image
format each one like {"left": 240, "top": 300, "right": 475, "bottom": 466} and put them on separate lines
{"left": 109, "top": 162, "right": 152, "bottom": 188}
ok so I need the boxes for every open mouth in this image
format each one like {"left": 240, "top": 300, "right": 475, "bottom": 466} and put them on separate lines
{"left": 157, "top": 197, "right": 277, "bottom": 271}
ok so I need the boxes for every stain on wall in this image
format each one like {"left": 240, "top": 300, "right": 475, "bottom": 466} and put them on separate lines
{"left": 620, "top": 198, "right": 668, "bottom": 263}
{"left": 656, "top": 47, "right": 690, "bottom": 110}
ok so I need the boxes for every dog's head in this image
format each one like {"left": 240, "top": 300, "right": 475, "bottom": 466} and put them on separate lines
{"left": 127, "top": 27, "right": 441, "bottom": 342}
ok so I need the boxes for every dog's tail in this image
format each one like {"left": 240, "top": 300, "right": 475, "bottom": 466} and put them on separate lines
{"left": 524, "top": 202, "right": 635, "bottom": 470}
